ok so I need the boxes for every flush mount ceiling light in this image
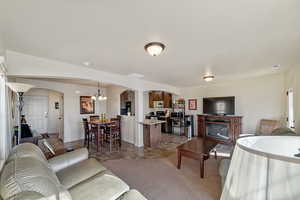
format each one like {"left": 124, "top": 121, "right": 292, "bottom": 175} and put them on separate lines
{"left": 203, "top": 75, "right": 215, "bottom": 82}
{"left": 144, "top": 42, "right": 165, "bottom": 56}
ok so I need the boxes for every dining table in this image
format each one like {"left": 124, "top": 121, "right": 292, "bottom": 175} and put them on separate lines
{"left": 88, "top": 120, "right": 116, "bottom": 152}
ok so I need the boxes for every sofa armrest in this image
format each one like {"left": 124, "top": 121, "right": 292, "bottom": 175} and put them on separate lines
{"left": 48, "top": 148, "right": 88, "bottom": 172}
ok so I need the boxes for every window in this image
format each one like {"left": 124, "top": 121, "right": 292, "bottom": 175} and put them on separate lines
{"left": 287, "top": 89, "right": 295, "bottom": 129}
{"left": 0, "top": 70, "right": 7, "bottom": 161}
{"left": 0, "top": 62, "right": 10, "bottom": 163}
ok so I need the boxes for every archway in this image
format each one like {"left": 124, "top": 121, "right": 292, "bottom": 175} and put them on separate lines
{"left": 120, "top": 90, "right": 135, "bottom": 116}
{"left": 23, "top": 88, "right": 64, "bottom": 141}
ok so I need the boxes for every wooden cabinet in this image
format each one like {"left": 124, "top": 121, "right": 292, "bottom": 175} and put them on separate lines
{"left": 163, "top": 92, "right": 172, "bottom": 108}
{"left": 149, "top": 91, "right": 172, "bottom": 108}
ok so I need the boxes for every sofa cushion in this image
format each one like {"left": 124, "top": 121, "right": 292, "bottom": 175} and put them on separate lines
{"left": 0, "top": 157, "right": 71, "bottom": 200}
{"left": 7, "top": 143, "right": 49, "bottom": 167}
{"left": 118, "top": 190, "right": 147, "bottom": 200}
{"left": 57, "top": 158, "right": 107, "bottom": 189}
{"left": 48, "top": 148, "right": 89, "bottom": 172}
{"left": 69, "top": 173, "right": 129, "bottom": 200}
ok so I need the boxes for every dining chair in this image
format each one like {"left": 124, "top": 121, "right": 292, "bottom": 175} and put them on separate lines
{"left": 82, "top": 118, "right": 90, "bottom": 149}
{"left": 116, "top": 116, "right": 122, "bottom": 147}
{"left": 109, "top": 116, "right": 122, "bottom": 149}
{"left": 83, "top": 118, "right": 104, "bottom": 152}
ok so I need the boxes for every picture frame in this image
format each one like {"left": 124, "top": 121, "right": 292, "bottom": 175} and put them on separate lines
{"left": 80, "top": 96, "right": 95, "bottom": 114}
{"left": 188, "top": 99, "right": 197, "bottom": 110}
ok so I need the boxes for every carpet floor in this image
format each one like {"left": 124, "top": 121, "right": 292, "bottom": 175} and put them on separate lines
{"left": 103, "top": 153, "right": 222, "bottom": 200}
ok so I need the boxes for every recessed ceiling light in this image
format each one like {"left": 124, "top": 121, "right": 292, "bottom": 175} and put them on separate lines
{"left": 273, "top": 64, "right": 280, "bottom": 70}
{"left": 128, "top": 73, "right": 144, "bottom": 78}
{"left": 144, "top": 42, "right": 165, "bottom": 56}
{"left": 83, "top": 61, "right": 91, "bottom": 66}
{"left": 203, "top": 74, "right": 215, "bottom": 82}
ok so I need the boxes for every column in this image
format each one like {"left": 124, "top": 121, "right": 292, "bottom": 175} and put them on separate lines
{"left": 134, "top": 90, "right": 144, "bottom": 147}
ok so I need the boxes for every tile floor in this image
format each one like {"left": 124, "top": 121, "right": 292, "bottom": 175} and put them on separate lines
{"left": 46, "top": 133, "right": 188, "bottom": 162}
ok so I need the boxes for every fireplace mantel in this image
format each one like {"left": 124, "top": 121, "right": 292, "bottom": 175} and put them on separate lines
{"left": 197, "top": 115, "right": 242, "bottom": 144}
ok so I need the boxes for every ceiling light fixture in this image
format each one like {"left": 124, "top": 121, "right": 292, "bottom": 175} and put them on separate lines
{"left": 144, "top": 42, "right": 165, "bottom": 56}
{"left": 127, "top": 73, "right": 144, "bottom": 78}
{"left": 273, "top": 64, "right": 280, "bottom": 70}
{"left": 83, "top": 61, "right": 91, "bottom": 66}
{"left": 203, "top": 75, "right": 215, "bottom": 82}
{"left": 92, "top": 82, "right": 107, "bottom": 101}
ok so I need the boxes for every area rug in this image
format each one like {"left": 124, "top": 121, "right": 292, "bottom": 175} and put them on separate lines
{"left": 103, "top": 153, "right": 221, "bottom": 200}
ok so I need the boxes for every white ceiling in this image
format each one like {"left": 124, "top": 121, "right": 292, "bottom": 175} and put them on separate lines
{"left": 2, "top": 0, "right": 300, "bottom": 87}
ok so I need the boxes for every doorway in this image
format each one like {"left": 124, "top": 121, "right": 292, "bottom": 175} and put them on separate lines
{"left": 120, "top": 90, "right": 135, "bottom": 116}
{"left": 23, "top": 88, "right": 64, "bottom": 140}
{"left": 23, "top": 96, "right": 48, "bottom": 134}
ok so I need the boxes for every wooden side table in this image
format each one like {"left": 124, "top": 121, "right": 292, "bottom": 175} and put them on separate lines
{"left": 177, "top": 138, "right": 216, "bottom": 178}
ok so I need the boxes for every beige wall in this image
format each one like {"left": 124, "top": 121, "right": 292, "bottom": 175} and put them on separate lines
{"left": 0, "top": 34, "right": 4, "bottom": 55}
{"left": 106, "top": 85, "right": 127, "bottom": 118}
{"left": 180, "top": 73, "right": 286, "bottom": 135}
{"left": 285, "top": 66, "right": 300, "bottom": 133}
{"left": 15, "top": 78, "right": 107, "bottom": 142}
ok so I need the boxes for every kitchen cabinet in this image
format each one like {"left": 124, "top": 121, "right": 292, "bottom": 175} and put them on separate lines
{"left": 163, "top": 92, "right": 172, "bottom": 108}
{"left": 149, "top": 91, "right": 172, "bottom": 108}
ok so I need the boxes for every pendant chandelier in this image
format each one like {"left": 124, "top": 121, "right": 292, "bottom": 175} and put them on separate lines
{"left": 92, "top": 82, "right": 107, "bottom": 101}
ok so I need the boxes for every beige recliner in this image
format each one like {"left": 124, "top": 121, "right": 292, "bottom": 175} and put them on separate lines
{"left": 0, "top": 143, "right": 146, "bottom": 200}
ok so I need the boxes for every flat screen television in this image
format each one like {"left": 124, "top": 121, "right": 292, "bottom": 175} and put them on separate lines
{"left": 203, "top": 96, "right": 235, "bottom": 115}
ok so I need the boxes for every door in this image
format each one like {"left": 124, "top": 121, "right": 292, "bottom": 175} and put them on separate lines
{"left": 23, "top": 96, "right": 49, "bottom": 134}
{"left": 58, "top": 95, "right": 64, "bottom": 141}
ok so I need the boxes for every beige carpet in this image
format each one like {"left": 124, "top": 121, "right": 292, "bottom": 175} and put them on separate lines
{"left": 103, "top": 153, "right": 222, "bottom": 200}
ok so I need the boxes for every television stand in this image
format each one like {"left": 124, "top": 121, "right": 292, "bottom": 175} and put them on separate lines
{"left": 197, "top": 115, "right": 242, "bottom": 144}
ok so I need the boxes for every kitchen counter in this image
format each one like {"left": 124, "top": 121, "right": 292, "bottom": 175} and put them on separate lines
{"left": 141, "top": 119, "right": 165, "bottom": 147}
{"left": 139, "top": 119, "right": 166, "bottom": 126}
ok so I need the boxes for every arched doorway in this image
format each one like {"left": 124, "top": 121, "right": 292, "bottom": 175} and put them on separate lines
{"left": 120, "top": 90, "right": 135, "bottom": 116}
{"left": 23, "top": 88, "right": 64, "bottom": 140}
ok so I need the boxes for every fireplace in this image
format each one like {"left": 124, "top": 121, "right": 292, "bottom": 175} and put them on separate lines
{"left": 206, "top": 123, "right": 230, "bottom": 140}
{"left": 198, "top": 115, "right": 242, "bottom": 144}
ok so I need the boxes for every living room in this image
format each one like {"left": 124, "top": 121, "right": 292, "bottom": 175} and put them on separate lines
{"left": 1, "top": 1, "right": 300, "bottom": 200}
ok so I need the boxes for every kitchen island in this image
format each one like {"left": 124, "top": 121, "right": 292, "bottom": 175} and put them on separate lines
{"left": 139, "top": 119, "right": 166, "bottom": 147}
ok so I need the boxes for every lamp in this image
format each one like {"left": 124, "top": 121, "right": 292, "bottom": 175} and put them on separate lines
{"left": 221, "top": 136, "right": 300, "bottom": 200}
{"left": 144, "top": 42, "right": 165, "bottom": 56}
{"left": 6, "top": 82, "right": 34, "bottom": 144}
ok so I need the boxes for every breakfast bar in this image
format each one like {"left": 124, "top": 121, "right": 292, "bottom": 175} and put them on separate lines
{"left": 140, "top": 119, "right": 166, "bottom": 147}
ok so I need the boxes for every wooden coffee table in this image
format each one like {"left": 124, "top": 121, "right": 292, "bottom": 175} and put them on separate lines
{"left": 177, "top": 138, "right": 216, "bottom": 178}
